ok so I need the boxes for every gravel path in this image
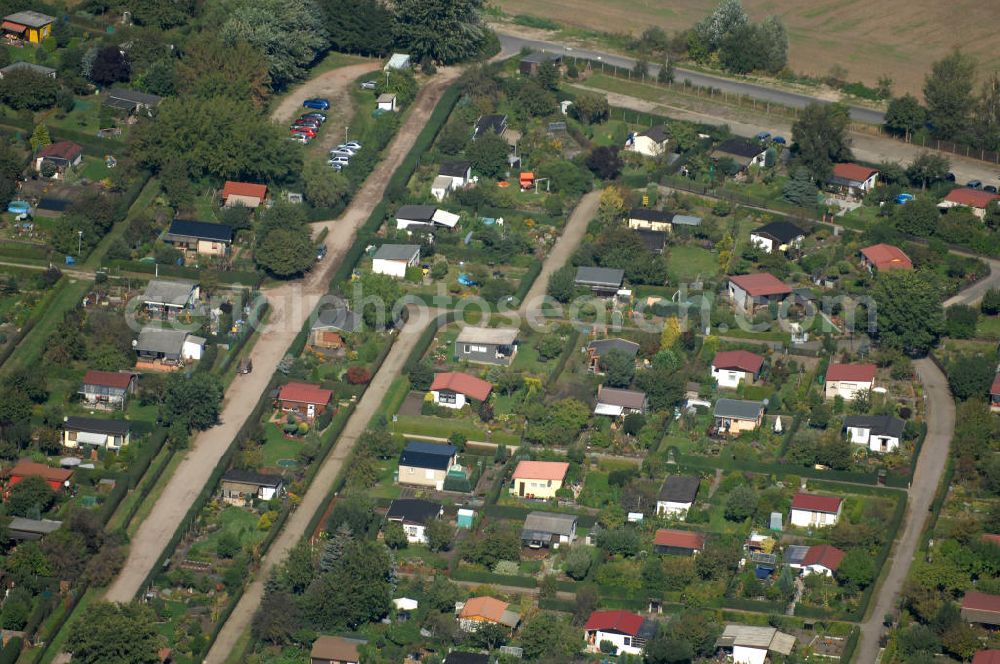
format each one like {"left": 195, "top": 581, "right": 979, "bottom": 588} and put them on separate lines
{"left": 104, "top": 66, "right": 461, "bottom": 606}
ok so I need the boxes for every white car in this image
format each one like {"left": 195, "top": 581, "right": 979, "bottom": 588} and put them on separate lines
{"left": 328, "top": 156, "right": 350, "bottom": 165}
{"left": 360, "top": 80, "right": 376, "bottom": 90}
{"left": 341, "top": 142, "right": 362, "bottom": 150}
{"left": 288, "top": 134, "right": 309, "bottom": 144}
{"left": 330, "top": 149, "right": 356, "bottom": 158}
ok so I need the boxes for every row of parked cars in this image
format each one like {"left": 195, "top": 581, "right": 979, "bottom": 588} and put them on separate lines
{"left": 289, "top": 98, "right": 331, "bottom": 144}
{"left": 328, "top": 141, "right": 362, "bottom": 171}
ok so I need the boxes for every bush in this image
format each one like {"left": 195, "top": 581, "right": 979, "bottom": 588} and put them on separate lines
{"left": 345, "top": 366, "right": 371, "bottom": 384}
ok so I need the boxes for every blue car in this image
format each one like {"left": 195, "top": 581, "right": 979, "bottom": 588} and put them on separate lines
{"left": 895, "top": 193, "right": 914, "bottom": 205}
{"left": 772, "top": 136, "right": 786, "bottom": 145}
{"left": 755, "top": 131, "right": 771, "bottom": 141}
{"left": 303, "top": 98, "right": 330, "bottom": 110}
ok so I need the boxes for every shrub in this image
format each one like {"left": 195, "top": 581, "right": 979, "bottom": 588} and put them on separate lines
{"left": 346, "top": 365, "right": 371, "bottom": 384}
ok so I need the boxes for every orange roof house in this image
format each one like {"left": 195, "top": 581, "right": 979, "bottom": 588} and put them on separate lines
{"left": 430, "top": 372, "right": 493, "bottom": 402}
{"left": 519, "top": 172, "right": 535, "bottom": 190}
{"left": 222, "top": 181, "right": 267, "bottom": 208}
{"left": 940, "top": 188, "right": 1000, "bottom": 219}
{"left": 458, "top": 596, "right": 521, "bottom": 631}
{"left": 277, "top": 381, "right": 333, "bottom": 419}
{"left": 829, "top": 163, "right": 879, "bottom": 195}
{"left": 860, "top": 244, "right": 912, "bottom": 272}
{"left": 510, "top": 460, "right": 570, "bottom": 499}
{"left": 653, "top": 528, "right": 706, "bottom": 554}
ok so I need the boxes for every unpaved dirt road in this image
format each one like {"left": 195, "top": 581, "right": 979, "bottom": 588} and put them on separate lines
{"left": 202, "top": 308, "right": 441, "bottom": 663}
{"left": 104, "top": 67, "right": 461, "bottom": 605}
{"left": 855, "top": 358, "right": 955, "bottom": 663}
{"left": 521, "top": 190, "right": 599, "bottom": 311}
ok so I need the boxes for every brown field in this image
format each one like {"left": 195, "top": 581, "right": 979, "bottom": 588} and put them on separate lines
{"left": 496, "top": 0, "right": 1000, "bottom": 96}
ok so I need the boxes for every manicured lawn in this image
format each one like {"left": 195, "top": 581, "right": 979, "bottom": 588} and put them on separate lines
{"left": 393, "top": 415, "right": 520, "bottom": 445}
{"left": 578, "top": 471, "right": 618, "bottom": 507}
{"left": 262, "top": 421, "right": 304, "bottom": 467}
{"left": 369, "top": 459, "right": 402, "bottom": 499}
{"left": 667, "top": 245, "right": 719, "bottom": 282}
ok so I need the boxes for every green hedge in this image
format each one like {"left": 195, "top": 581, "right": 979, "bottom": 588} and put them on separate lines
{"left": 106, "top": 260, "right": 261, "bottom": 286}
{"left": 538, "top": 598, "right": 577, "bottom": 613}
{"left": 0, "top": 637, "right": 21, "bottom": 664}
{"left": 513, "top": 259, "right": 542, "bottom": 303}
{"left": 841, "top": 627, "right": 860, "bottom": 663}
{"left": 451, "top": 568, "right": 536, "bottom": 588}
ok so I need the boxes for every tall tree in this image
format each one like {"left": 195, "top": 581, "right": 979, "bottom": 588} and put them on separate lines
{"left": 872, "top": 270, "right": 945, "bottom": 355}
{"left": 885, "top": 94, "right": 926, "bottom": 138}
{"left": 791, "top": 102, "right": 852, "bottom": 182}
{"left": 906, "top": 152, "right": 951, "bottom": 190}
{"left": 255, "top": 227, "right": 315, "bottom": 277}
{"left": 219, "top": 0, "right": 329, "bottom": 90}
{"left": 393, "top": 0, "right": 487, "bottom": 64}
{"left": 923, "top": 49, "right": 976, "bottom": 140}
{"left": 130, "top": 96, "right": 301, "bottom": 182}
{"left": 302, "top": 539, "right": 392, "bottom": 630}
{"left": 973, "top": 71, "right": 1000, "bottom": 152}
{"left": 163, "top": 372, "right": 224, "bottom": 430}
{"left": 320, "top": 0, "right": 394, "bottom": 56}
{"left": 66, "top": 602, "right": 160, "bottom": 664}
{"left": 89, "top": 45, "right": 130, "bottom": 86}
{"left": 175, "top": 35, "right": 271, "bottom": 105}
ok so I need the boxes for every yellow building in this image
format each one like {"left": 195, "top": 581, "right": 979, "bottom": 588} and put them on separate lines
{"left": 510, "top": 460, "right": 569, "bottom": 499}
{"left": 3, "top": 11, "right": 54, "bottom": 44}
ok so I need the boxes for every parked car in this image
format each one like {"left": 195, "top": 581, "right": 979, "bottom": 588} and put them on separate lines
{"left": 289, "top": 134, "right": 310, "bottom": 144}
{"left": 967, "top": 179, "right": 983, "bottom": 189}
{"left": 772, "top": 136, "right": 786, "bottom": 145}
{"left": 330, "top": 149, "right": 355, "bottom": 157}
{"left": 316, "top": 244, "right": 328, "bottom": 261}
{"left": 303, "top": 98, "right": 330, "bottom": 110}
{"left": 291, "top": 126, "right": 317, "bottom": 135}
{"left": 342, "top": 141, "right": 362, "bottom": 150}
{"left": 328, "top": 156, "right": 350, "bottom": 165}
{"left": 945, "top": 172, "right": 956, "bottom": 182}
{"left": 755, "top": 131, "right": 771, "bottom": 142}
{"left": 361, "top": 80, "right": 377, "bottom": 90}
{"left": 293, "top": 121, "right": 321, "bottom": 130}
{"left": 302, "top": 112, "right": 327, "bottom": 122}
{"left": 329, "top": 162, "right": 344, "bottom": 171}
{"left": 985, "top": 185, "right": 999, "bottom": 193}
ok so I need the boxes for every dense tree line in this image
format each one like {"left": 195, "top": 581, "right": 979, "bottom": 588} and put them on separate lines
{"left": 885, "top": 49, "right": 1000, "bottom": 151}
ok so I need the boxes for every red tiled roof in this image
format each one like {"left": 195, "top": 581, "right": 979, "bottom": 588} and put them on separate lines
{"left": 37, "top": 141, "right": 82, "bottom": 161}
{"left": 729, "top": 273, "right": 792, "bottom": 297}
{"left": 654, "top": 528, "right": 705, "bottom": 550}
{"left": 832, "top": 163, "right": 878, "bottom": 183}
{"left": 82, "top": 370, "right": 133, "bottom": 389}
{"left": 430, "top": 372, "right": 493, "bottom": 401}
{"left": 943, "top": 188, "right": 1000, "bottom": 209}
{"left": 791, "top": 493, "right": 843, "bottom": 514}
{"left": 584, "top": 610, "right": 644, "bottom": 636}
{"left": 460, "top": 596, "right": 508, "bottom": 622}
{"left": 963, "top": 591, "right": 1000, "bottom": 614}
{"left": 2, "top": 21, "right": 26, "bottom": 32}
{"left": 982, "top": 534, "right": 1000, "bottom": 546}
{"left": 9, "top": 459, "right": 73, "bottom": 484}
{"left": 278, "top": 381, "right": 333, "bottom": 405}
{"left": 712, "top": 350, "right": 764, "bottom": 374}
{"left": 826, "top": 363, "right": 876, "bottom": 383}
{"left": 992, "top": 374, "right": 1000, "bottom": 396}
{"left": 802, "top": 544, "right": 845, "bottom": 572}
{"left": 512, "top": 460, "right": 569, "bottom": 482}
{"left": 974, "top": 650, "right": 1000, "bottom": 664}
{"left": 222, "top": 181, "right": 267, "bottom": 201}
{"left": 861, "top": 243, "right": 912, "bottom": 271}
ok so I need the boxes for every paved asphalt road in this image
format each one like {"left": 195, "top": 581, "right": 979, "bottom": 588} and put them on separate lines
{"left": 497, "top": 31, "right": 887, "bottom": 125}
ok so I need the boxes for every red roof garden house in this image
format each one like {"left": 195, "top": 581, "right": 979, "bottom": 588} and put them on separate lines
{"left": 429, "top": 372, "right": 492, "bottom": 410}
{"left": 79, "top": 370, "right": 136, "bottom": 410}
{"left": 7, "top": 460, "right": 73, "bottom": 493}
{"left": 222, "top": 181, "right": 268, "bottom": 209}
{"left": 828, "top": 163, "right": 879, "bottom": 197}
{"left": 277, "top": 382, "right": 333, "bottom": 420}
{"left": 727, "top": 273, "right": 792, "bottom": 313}
{"left": 974, "top": 650, "right": 1000, "bottom": 664}
{"left": 962, "top": 591, "right": 1000, "bottom": 626}
{"left": 510, "top": 460, "right": 569, "bottom": 499}
{"left": 939, "top": 188, "right": 1000, "bottom": 220}
{"left": 653, "top": 528, "right": 706, "bottom": 556}
{"left": 798, "top": 544, "right": 845, "bottom": 577}
{"left": 34, "top": 141, "right": 82, "bottom": 178}
{"left": 825, "top": 363, "right": 877, "bottom": 401}
{"left": 711, "top": 350, "right": 765, "bottom": 389}
{"left": 991, "top": 374, "right": 1000, "bottom": 413}
{"left": 584, "top": 610, "right": 658, "bottom": 656}
{"left": 860, "top": 243, "right": 912, "bottom": 272}
{"left": 790, "top": 493, "right": 843, "bottom": 528}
